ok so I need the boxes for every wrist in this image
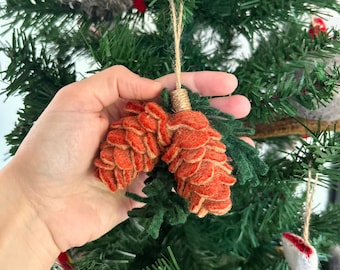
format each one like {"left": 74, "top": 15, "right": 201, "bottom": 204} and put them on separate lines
{"left": 0, "top": 165, "right": 60, "bottom": 270}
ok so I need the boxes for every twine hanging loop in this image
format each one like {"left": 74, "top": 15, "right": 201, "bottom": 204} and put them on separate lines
{"left": 169, "top": 0, "right": 191, "bottom": 112}
{"left": 303, "top": 168, "right": 319, "bottom": 245}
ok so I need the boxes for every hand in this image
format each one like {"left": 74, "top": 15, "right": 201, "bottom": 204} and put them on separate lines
{"left": 0, "top": 66, "right": 250, "bottom": 269}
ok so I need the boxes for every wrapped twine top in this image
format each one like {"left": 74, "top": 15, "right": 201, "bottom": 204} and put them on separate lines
{"left": 171, "top": 88, "right": 192, "bottom": 112}
{"left": 169, "top": 0, "right": 192, "bottom": 112}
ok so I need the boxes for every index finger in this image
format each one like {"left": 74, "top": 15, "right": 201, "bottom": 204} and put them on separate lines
{"left": 51, "top": 66, "right": 163, "bottom": 112}
{"left": 156, "top": 71, "right": 238, "bottom": 96}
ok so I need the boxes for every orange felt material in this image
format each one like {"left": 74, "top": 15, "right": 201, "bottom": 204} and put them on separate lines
{"left": 188, "top": 192, "right": 205, "bottom": 213}
{"left": 176, "top": 161, "right": 201, "bottom": 178}
{"left": 143, "top": 155, "right": 155, "bottom": 171}
{"left": 94, "top": 101, "right": 236, "bottom": 218}
{"left": 145, "top": 102, "right": 168, "bottom": 121}
{"left": 138, "top": 112, "right": 158, "bottom": 132}
{"left": 181, "top": 147, "right": 206, "bottom": 163}
{"left": 188, "top": 161, "right": 214, "bottom": 185}
{"left": 220, "top": 162, "right": 233, "bottom": 175}
{"left": 205, "top": 126, "right": 223, "bottom": 140}
{"left": 203, "top": 149, "right": 227, "bottom": 163}
{"left": 94, "top": 158, "right": 114, "bottom": 170}
{"left": 98, "top": 169, "right": 117, "bottom": 191}
{"left": 167, "top": 110, "right": 209, "bottom": 130}
{"left": 106, "top": 129, "right": 127, "bottom": 147}
{"left": 176, "top": 178, "right": 186, "bottom": 194}
{"left": 123, "top": 116, "right": 145, "bottom": 135}
{"left": 126, "top": 130, "right": 146, "bottom": 153}
{"left": 167, "top": 155, "right": 182, "bottom": 173}
{"left": 163, "top": 110, "right": 236, "bottom": 218}
{"left": 114, "top": 168, "right": 125, "bottom": 189}
{"left": 162, "top": 144, "right": 180, "bottom": 163}
{"left": 205, "top": 140, "right": 226, "bottom": 153}
{"left": 157, "top": 123, "right": 170, "bottom": 146}
{"left": 124, "top": 101, "right": 145, "bottom": 114}
{"left": 113, "top": 148, "right": 133, "bottom": 170}
{"left": 145, "top": 103, "right": 171, "bottom": 146}
{"left": 109, "top": 120, "right": 123, "bottom": 129}
{"left": 204, "top": 199, "right": 232, "bottom": 213}
{"left": 170, "top": 129, "right": 210, "bottom": 149}
{"left": 99, "top": 148, "right": 115, "bottom": 165}
{"left": 144, "top": 133, "right": 160, "bottom": 158}
{"left": 132, "top": 152, "right": 144, "bottom": 171}
{"left": 215, "top": 166, "right": 236, "bottom": 184}
{"left": 94, "top": 102, "right": 169, "bottom": 192}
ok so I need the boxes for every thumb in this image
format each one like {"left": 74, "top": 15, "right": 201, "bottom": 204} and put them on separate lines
{"left": 51, "top": 65, "right": 163, "bottom": 112}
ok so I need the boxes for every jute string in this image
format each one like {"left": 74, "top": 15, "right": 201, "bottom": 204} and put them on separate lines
{"left": 303, "top": 168, "right": 319, "bottom": 245}
{"left": 169, "top": 0, "right": 192, "bottom": 112}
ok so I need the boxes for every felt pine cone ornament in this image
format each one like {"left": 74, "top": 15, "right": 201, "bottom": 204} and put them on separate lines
{"left": 162, "top": 105, "right": 236, "bottom": 218}
{"left": 94, "top": 90, "right": 237, "bottom": 218}
{"left": 94, "top": 102, "right": 170, "bottom": 191}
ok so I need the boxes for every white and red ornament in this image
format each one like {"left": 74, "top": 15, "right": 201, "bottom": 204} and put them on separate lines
{"left": 308, "top": 16, "right": 327, "bottom": 39}
{"left": 282, "top": 232, "right": 318, "bottom": 270}
{"left": 56, "top": 251, "right": 74, "bottom": 270}
{"left": 282, "top": 171, "right": 319, "bottom": 270}
{"left": 133, "top": 0, "right": 146, "bottom": 12}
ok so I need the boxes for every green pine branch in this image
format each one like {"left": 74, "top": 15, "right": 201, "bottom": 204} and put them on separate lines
{"left": 127, "top": 162, "right": 189, "bottom": 239}
{"left": 1, "top": 1, "right": 340, "bottom": 269}
{"left": 235, "top": 22, "right": 340, "bottom": 124}
{"left": 1, "top": 0, "right": 77, "bottom": 35}
{"left": 1, "top": 32, "right": 76, "bottom": 155}
{"left": 143, "top": 247, "right": 180, "bottom": 270}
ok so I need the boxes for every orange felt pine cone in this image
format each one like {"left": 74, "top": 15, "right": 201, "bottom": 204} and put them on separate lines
{"left": 94, "top": 101, "right": 170, "bottom": 191}
{"left": 94, "top": 0, "right": 237, "bottom": 218}
{"left": 162, "top": 109, "right": 236, "bottom": 218}
{"left": 94, "top": 91, "right": 237, "bottom": 218}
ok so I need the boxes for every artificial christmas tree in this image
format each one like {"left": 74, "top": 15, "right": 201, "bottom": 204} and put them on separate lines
{"left": 1, "top": 0, "right": 340, "bottom": 269}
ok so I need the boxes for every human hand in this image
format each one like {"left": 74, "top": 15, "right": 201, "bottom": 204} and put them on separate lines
{"left": 0, "top": 66, "right": 250, "bottom": 269}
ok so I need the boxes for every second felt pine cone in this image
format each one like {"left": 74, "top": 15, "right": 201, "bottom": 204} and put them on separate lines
{"left": 162, "top": 110, "right": 236, "bottom": 218}
{"left": 94, "top": 102, "right": 170, "bottom": 191}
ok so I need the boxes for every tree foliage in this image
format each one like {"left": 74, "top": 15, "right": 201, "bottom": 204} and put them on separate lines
{"left": 1, "top": 0, "right": 340, "bottom": 269}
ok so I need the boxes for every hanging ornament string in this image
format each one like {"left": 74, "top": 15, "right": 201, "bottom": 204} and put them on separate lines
{"left": 303, "top": 168, "right": 319, "bottom": 245}
{"left": 169, "top": 0, "right": 191, "bottom": 112}
{"left": 169, "top": 0, "right": 182, "bottom": 90}
{"left": 161, "top": 0, "right": 237, "bottom": 218}
{"left": 281, "top": 168, "right": 319, "bottom": 270}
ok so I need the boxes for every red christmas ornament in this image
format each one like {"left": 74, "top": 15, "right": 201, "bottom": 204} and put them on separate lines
{"left": 57, "top": 251, "right": 74, "bottom": 270}
{"left": 133, "top": 0, "right": 147, "bottom": 13}
{"left": 308, "top": 16, "right": 327, "bottom": 39}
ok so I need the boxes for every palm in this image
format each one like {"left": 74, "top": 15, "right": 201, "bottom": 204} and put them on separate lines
{"left": 11, "top": 97, "right": 136, "bottom": 250}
